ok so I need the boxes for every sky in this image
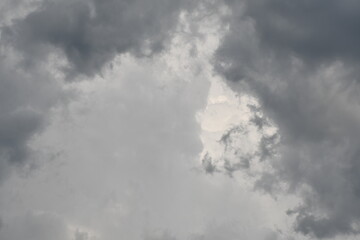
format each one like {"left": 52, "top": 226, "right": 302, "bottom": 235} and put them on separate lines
{"left": 1, "top": 0, "right": 360, "bottom": 239}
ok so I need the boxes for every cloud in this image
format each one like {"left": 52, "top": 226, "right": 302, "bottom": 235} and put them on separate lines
{"left": 0, "top": 0, "right": 193, "bottom": 184}
{"left": 0, "top": 49, "right": 63, "bottom": 183}
{"left": 0, "top": 41, "right": 287, "bottom": 239}
{"left": 2, "top": 0, "right": 192, "bottom": 77}
{"left": 144, "top": 231, "right": 177, "bottom": 240}
{"left": 243, "top": 0, "right": 360, "bottom": 64}
{"left": 0, "top": 212, "right": 69, "bottom": 240}
{"left": 2, "top": 0, "right": 351, "bottom": 239}
{"left": 214, "top": 0, "right": 360, "bottom": 238}
{"left": 190, "top": 220, "right": 281, "bottom": 240}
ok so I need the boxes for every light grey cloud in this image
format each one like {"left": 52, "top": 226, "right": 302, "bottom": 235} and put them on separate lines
{"left": 214, "top": 0, "right": 360, "bottom": 238}
{"left": 0, "top": 50, "right": 287, "bottom": 240}
{"left": 0, "top": 0, "right": 194, "bottom": 184}
{"left": 0, "top": 2, "right": 228, "bottom": 239}
{"left": 190, "top": 220, "right": 281, "bottom": 240}
{"left": 144, "top": 231, "right": 177, "bottom": 240}
{"left": 0, "top": 212, "right": 69, "bottom": 240}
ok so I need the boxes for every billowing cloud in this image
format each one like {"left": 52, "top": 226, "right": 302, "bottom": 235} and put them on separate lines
{"left": 0, "top": 56, "right": 277, "bottom": 240}
{"left": 4, "top": 0, "right": 359, "bottom": 239}
{"left": 0, "top": 49, "right": 63, "bottom": 183}
{"left": 0, "top": 20, "right": 288, "bottom": 239}
{"left": 2, "top": 0, "right": 192, "bottom": 77}
{"left": 214, "top": 0, "right": 360, "bottom": 238}
{"left": 0, "top": 0, "right": 193, "bottom": 184}
{"left": 243, "top": 0, "right": 360, "bottom": 64}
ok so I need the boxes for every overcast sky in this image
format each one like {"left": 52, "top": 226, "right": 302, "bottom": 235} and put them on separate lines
{"left": 1, "top": 0, "right": 360, "bottom": 240}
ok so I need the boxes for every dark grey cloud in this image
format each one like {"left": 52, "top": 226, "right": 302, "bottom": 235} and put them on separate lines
{"left": 215, "top": 0, "right": 360, "bottom": 238}
{"left": 237, "top": 0, "right": 360, "bottom": 65}
{"left": 202, "top": 153, "right": 219, "bottom": 175}
{"left": 214, "top": 112, "right": 278, "bottom": 177}
{"left": 2, "top": 0, "right": 192, "bottom": 78}
{"left": 0, "top": 51, "right": 62, "bottom": 183}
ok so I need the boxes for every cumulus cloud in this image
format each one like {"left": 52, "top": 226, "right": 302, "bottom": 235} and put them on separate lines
{"left": 4, "top": 0, "right": 358, "bottom": 239}
{"left": 214, "top": 0, "right": 360, "bottom": 238}
{"left": 0, "top": 0, "right": 193, "bottom": 184}
{"left": 0, "top": 31, "right": 286, "bottom": 239}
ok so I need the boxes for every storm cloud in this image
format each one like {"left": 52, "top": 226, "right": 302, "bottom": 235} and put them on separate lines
{"left": 215, "top": 0, "right": 360, "bottom": 238}
{"left": 2, "top": 0, "right": 360, "bottom": 239}
{"left": 2, "top": 0, "right": 192, "bottom": 77}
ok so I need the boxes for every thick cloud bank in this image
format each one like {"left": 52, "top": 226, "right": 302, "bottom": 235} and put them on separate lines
{"left": 4, "top": 0, "right": 360, "bottom": 239}
{"left": 215, "top": 0, "right": 360, "bottom": 238}
{"left": 2, "top": 0, "right": 191, "bottom": 77}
